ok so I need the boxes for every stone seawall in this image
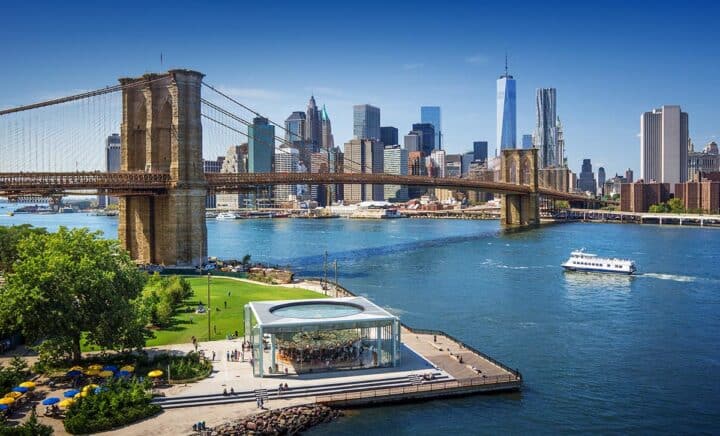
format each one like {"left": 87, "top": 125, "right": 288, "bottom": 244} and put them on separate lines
{"left": 203, "top": 404, "right": 342, "bottom": 435}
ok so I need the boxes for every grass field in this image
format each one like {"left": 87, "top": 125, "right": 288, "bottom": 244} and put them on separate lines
{"left": 145, "top": 277, "right": 324, "bottom": 347}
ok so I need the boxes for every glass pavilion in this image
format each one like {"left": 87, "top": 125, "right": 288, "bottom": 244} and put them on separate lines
{"left": 244, "top": 297, "right": 401, "bottom": 377}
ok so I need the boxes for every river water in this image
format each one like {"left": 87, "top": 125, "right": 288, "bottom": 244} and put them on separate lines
{"left": 2, "top": 208, "right": 718, "bottom": 434}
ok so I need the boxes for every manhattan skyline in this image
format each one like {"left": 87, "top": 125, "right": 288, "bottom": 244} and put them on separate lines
{"left": 1, "top": 1, "right": 719, "bottom": 177}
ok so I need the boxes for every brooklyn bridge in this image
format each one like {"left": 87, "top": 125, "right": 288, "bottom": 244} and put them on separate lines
{"left": 0, "top": 69, "right": 596, "bottom": 266}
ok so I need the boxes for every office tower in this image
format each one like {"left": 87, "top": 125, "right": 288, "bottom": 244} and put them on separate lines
{"left": 404, "top": 132, "right": 421, "bottom": 152}
{"left": 380, "top": 126, "right": 399, "bottom": 146}
{"left": 535, "top": 88, "right": 558, "bottom": 168}
{"left": 274, "top": 146, "right": 300, "bottom": 203}
{"left": 496, "top": 57, "right": 516, "bottom": 152}
{"left": 430, "top": 149, "right": 446, "bottom": 178}
{"left": 420, "top": 106, "right": 442, "bottom": 149}
{"left": 688, "top": 141, "right": 720, "bottom": 179}
{"left": 522, "top": 134, "right": 533, "bottom": 149}
{"left": 473, "top": 141, "right": 488, "bottom": 162}
{"left": 383, "top": 145, "right": 409, "bottom": 202}
{"left": 598, "top": 167, "right": 606, "bottom": 195}
{"left": 248, "top": 117, "right": 274, "bottom": 173}
{"left": 343, "top": 139, "right": 384, "bottom": 202}
{"left": 353, "top": 104, "right": 381, "bottom": 140}
{"left": 98, "top": 133, "right": 121, "bottom": 208}
{"left": 462, "top": 152, "right": 475, "bottom": 176}
{"left": 412, "top": 123, "right": 435, "bottom": 156}
{"left": 577, "top": 159, "right": 597, "bottom": 195}
{"left": 445, "top": 154, "right": 462, "bottom": 177}
{"left": 640, "top": 105, "right": 689, "bottom": 186}
{"left": 305, "top": 96, "right": 321, "bottom": 147}
{"left": 320, "top": 105, "right": 334, "bottom": 149}
{"left": 285, "top": 111, "right": 306, "bottom": 143}
{"left": 556, "top": 117, "right": 566, "bottom": 167}
{"left": 216, "top": 144, "right": 248, "bottom": 209}
{"left": 625, "top": 168, "right": 634, "bottom": 183}
{"left": 203, "top": 156, "right": 225, "bottom": 209}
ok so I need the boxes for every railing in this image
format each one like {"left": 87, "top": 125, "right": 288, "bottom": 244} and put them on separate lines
{"left": 0, "top": 171, "right": 171, "bottom": 193}
{"left": 315, "top": 374, "right": 520, "bottom": 403}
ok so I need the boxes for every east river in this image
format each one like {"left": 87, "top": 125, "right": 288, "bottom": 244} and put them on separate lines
{"left": 2, "top": 208, "right": 719, "bottom": 434}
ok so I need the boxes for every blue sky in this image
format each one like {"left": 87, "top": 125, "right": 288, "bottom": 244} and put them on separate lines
{"left": 1, "top": 0, "right": 719, "bottom": 176}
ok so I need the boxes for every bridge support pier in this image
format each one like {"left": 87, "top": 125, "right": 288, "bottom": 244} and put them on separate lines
{"left": 500, "top": 149, "right": 539, "bottom": 230}
{"left": 118, "top": 70, "right": 207, "bottom": 267}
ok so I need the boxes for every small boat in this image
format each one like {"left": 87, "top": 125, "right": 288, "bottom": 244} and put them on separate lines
{"left": 562, "top": 250, "right": 636, "bottom": 275}
{"left": 215, "top": 212, "right": 238, "bottom": 220}
{"left": 205, "top": 211, "right": 218, "bottom": 219}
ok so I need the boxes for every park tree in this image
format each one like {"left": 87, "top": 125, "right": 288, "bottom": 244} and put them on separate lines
{"left": 0, "top": 225, "right": 47, "bottom": 273}
{"left": 0, "top": 227, "right": 149, "bottom": 362}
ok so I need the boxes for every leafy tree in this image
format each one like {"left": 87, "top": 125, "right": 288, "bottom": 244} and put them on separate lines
{"left": 242, "top": 254, "right": 252, "bottom": 266}
{"left": 0, "top": 227, "right": 148, "bottom": 362}
{"left": 667, "top": 198, "right": 685, "bottom": 213}
{"left": 0, "top": 225, "right": 47, "bottom": 273}
{"left": 0, "top": 410, "right": 53, "bottom": 436}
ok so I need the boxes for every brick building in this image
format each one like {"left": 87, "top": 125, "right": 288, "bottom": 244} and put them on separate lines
{"left": 620, "top": 182, "right": 670, "bottom": 212}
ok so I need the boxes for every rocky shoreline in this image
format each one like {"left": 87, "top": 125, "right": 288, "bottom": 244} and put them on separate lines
{"left": 201, "top": 404, "right": 342, "bottom": 435}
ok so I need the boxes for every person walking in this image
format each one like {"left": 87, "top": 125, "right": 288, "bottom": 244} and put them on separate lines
{"left": 212, "top": 350, "right": 216, "bottom": 361}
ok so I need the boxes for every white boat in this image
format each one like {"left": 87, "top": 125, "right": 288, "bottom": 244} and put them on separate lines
{"left": 215, "top": 212, "right": 238, "bottom": 220}
{"left": 562, "top": 250, "right": 636, "bottom": 275}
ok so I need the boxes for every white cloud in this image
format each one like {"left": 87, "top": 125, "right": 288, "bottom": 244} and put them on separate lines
{"left": 465, "top": 54, "right": 489, "bottom": 65}
{"left": 216, "top": 87, "right": 285, "bottom": 101}
{"left": 402, "top": 63, "right": 424, "bottom": 71}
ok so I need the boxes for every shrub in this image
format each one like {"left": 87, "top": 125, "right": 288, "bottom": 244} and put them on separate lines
{"left": 0, "top": 410, "right": 53, "bottom": 436}
{"left": 0, "top": 356, "right": 29, "bottom": 393}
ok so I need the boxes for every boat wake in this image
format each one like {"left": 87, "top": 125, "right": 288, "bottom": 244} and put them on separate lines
{"left": 639, "top": 273, "right": 698, "bottom": 283}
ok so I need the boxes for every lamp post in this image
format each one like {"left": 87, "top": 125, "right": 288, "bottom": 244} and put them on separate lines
{"left": 207, "top": 272, "right": 211, "bottom": 341}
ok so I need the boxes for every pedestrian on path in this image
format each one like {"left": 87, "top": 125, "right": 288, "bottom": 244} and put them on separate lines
{"left": 212, "top": 351, "right": 216, "bottom": 361}
{"left": 227, "top": 350, "right": 230, "bottom": 361}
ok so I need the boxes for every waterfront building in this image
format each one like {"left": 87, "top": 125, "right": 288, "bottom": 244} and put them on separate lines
{"left": 640, "top": 105, "right": 689, "bottom": 187}
{"left": 688, "top": 141, "right": 719, "bottom": 180}
{"left": 98, "top": 133, "right": 121, "bottom": 208}
{"left": 216, "top": 144, "right": 249, "bottom": 209}
{"left": 274, "top": 146, "right": 300, "bottom": 203}
{"left": 430, "top": 149, "right": 446, "bottom": 178}
{"left": 620, "top": 182, "right": 671, "bottom": 212}
{"left": 577, "top": 159, "right": 597, "bottom": 195}
{"left": 321, "top": 105, "right": 334, "bottom": 149}
{"left": 412, "top": 123, "right": 436, "bottom": 157}
{"left": 497, "top": 59, "right": 517, "bottom": 152}
{"left": 535, "top": 88, "right": 558, "bottom": 168}
{"left": 248, "top": 117, "right": 274, "bottom": 174}
{"left": 625, "top": 168, "right": 634, "bottom": 183}
{"left": 445, "top": 154, "right": 462, "bottom": 178}
{"left": 675, "top": 181, "right": 720, "bottom": 213}
{"left": 380, "top": 126, "right": 399, "bottom": 146}
{"left": 598, "top": 167, "right": 606, "bottom": 195}
{"left": 383, "top": 145, "right": 409, "bottom": 202}
{"left": 353, "top": 104, "right": 381, "bottom": 140}
{"left": 420, "top": 106, "right": 442, "bottom": 149}
{"left": 522, "top": 134, "right": 533, "bottom": 149}
{"left": 473, "top": 141, "right": 488, "bottom": 162}
{"left": 404, "top": 132, "right": 421, "bottom": 152}
{"left": 305, "top": 96, "right": 322, "bottom": 147}
{"left": 344, "top": 138, "right": 384, "bottom": 202}
{"left": 203, "top": 156, "right": 225, "bottom": 209}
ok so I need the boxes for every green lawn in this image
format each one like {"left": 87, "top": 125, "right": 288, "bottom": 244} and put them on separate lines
{"left": 145, "top": 277, "right": 325, "bottom": 347}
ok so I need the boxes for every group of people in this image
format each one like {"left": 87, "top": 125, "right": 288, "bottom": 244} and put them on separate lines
{"left": 277, "top": 341, "right": 363, "bottom": 368}
{"left": 192, "top": 421, "right": 207, "bottom": 432}
{"left": 277, "top": 382, "right": 290, "bottom": 394}
{"left": 226, "top": 349, "right": 243, "bottom": 362}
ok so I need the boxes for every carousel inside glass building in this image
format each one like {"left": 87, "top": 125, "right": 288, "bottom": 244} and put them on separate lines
{"left": 244, "top": 297, "right": 401, "bottom": 377}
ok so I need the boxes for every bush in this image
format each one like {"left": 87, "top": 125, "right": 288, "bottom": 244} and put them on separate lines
{"left": 140, "top": 276, "right": 194, "bottom": 328}
{"left": 63, "top": 378, "right": 161, "bottom": 434}
{"left": 0, "top": 357, "right": 29, "bottom": 393}
{"left": 0, "top": 410, "right": 53, "bottom": 436}
{"left": 139, "top": 352, "right": 211, "bottom": 381}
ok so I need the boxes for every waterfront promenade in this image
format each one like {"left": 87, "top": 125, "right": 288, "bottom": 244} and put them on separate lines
{"left": 562, "top": 208, "right": 720, "bottom": 227}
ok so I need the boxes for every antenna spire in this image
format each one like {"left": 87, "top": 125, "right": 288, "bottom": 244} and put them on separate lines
{"left": 505, "top": 51, "right": 508, "bottom": 76}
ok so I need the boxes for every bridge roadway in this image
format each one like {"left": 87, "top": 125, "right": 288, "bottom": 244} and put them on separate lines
{"left": 0, "top": 171, "right": 593, "bottom": 202}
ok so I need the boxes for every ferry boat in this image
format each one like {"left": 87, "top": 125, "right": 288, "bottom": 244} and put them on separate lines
{"left": 215, "top": 212, "right": 238, "bottom": 220}
{"left": 562, "top": 250, "right": 636, "bottom": 275}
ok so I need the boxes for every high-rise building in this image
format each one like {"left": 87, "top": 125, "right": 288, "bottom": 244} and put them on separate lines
{"left": 535, "top": 88, "right": 558, "bottom": 168}
{"left": 353, "top": 104, "right": 381, "bottom": 140}
{"left": 383, "top": 145, "right": 408, "bottom": 202}
{"left": 404, "top": 133, "right": 421, "bottom": 152}
{"left": 305, "top": 96, "right": 321, "bottom": 147}
{"left": 556, "top": 117, "right": 566, "bottom": 167}
{"left": 420, "top": 106, "right": 441, "bottom": 149}
{"left": 248, "top": 117, "right": 274, "bottom": 174}
{"left": 522, "top": 134, "right": 533, "bottom": 149}
{"left": 430, "top": 149, "right": 446, "bottom": 178}
{"left": 343, "top": 139, "right": 384, "bottom": 202}
{"left": 98, "top": 133, "right": 121, "bottom": 208}
{"left": 285, "top": 111, "right": 306, "bottom": 143}
{"left": 274, "top": 146, "right": 300, "bottom": 203}
{"left": 380, "top": 126, "right": 399, "bottom": 146}
{"left": 577, "top": 159, "right": 597, "bottom": 195}
{"left": 473, "top": 141, "right": 488, "bottom": 162}
{"left": 203, "top": 156, "right": 225, "bottom": 208}
{"left": 688, "top": 141, "right": 719, "bottom": 180}
{"left": 461, "top": 152, "right": 475, "bottom": 176}
{"left": 445, "top": 154, "right": 462, "bottom": 178}
{"left": 640, "top": 105, "right": 689, "bottom": 187}
{"left": 320, "top": 105, "right": 334, "bottom": 149}
{"left": 625, "top": 168, "right": 634, "bottom": 183}
{"left": 496, "top": 58, "right": 516, "bottom": 153}
{"left": 598, "top": 167, "right": 606, "bottom": 195}
{"left": 412, "top": 123, "right": 435, "bottom": 156}
{"left": 216, "top": 144, "right": 248, "bottom": 209}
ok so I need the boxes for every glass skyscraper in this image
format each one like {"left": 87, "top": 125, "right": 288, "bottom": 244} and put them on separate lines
{"left": 248, "top": 117, "right": 274, "bottom": 174}
{"left": 284, "top": 111, "right": 305, "bottom": 144}
{"left": 473, "top": 141, "right": 488, "bottom": 162}
{"left": 420, "top": 106, "right": 441, "bottom": 149}
{"left": 353, "top": 104, "right": 381, "bottom": 140}
{"left": 535, "top": 88, "right": 557, "bottom": 167}
{"left": 496, "top": 64, "right": 516, "bottom": 152}
{"left": 412, "top": 123, "right": 435, "bottom": 157}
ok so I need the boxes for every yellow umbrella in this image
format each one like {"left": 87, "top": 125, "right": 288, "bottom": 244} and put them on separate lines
{"left": 4, "top": 392, "right": 22, "bottom": 399}
{"left": 74, "top": 391, "right": 89, "bottom": 399}
{"left": 88, "top": 364, "right": 103, "bottom": 371}
{"left": 70, "top": 365, "right": 84, "bottom": 371}
{"left": 84, "top": 369, "right": 99, "bottom": 376}
{"left": 0, "top": 397, "right": 15, "bottom": 405}
{"left": 82, "top": 384, "right": 98, "bottom": 393}
{"left": 99, "top": 370, "right": 114, "bottom": 378}
{"left": 120, "top": 365, "right": 135, "bottom": 372}
{"left": 58, "top": 399, "right": 74, "bottom": 408}
{"left": 147, "top": 370, "right": 163, "bottom": 378}
{"left": 19, "top": 381, "right": 35, "bottom": 389}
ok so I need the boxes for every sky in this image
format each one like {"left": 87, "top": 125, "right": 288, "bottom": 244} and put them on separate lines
{"left": 1, "top": 0, "right": 719, "bottom": 177}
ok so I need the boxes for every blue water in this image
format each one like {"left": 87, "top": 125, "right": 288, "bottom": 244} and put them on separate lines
{"left": 2, "top": 207, "right": 719, "bottom": 434}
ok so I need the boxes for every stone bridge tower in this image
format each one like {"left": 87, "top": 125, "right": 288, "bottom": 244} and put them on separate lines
{"left": 118, "top": 70, "right": 207, "bottom": 266}
{"left": 500, "top": 148, "right": 539, "bottom": 229}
